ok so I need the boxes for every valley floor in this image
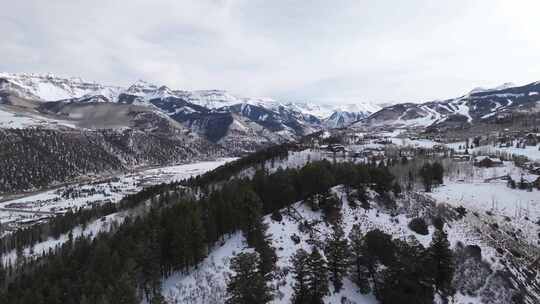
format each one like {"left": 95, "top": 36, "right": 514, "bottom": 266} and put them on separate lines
{"left": 0, "top": 158, "right": 237, "bottom": 234}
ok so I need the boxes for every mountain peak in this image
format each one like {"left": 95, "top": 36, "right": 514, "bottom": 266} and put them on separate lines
{"left": 469, "top": 82, "right": 516, "bottom": 94}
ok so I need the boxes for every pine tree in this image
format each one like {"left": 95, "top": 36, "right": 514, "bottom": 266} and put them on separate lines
{"left": 375, "top": 238, "right": 434, "bottom": 304}
{"left": 349, "top": 224, "right": 370, "bottom": 293}
{"left": 237, "top": 188, "right": 276, "bottom": 276}
{"left": 238, "top": 189, "right": 264, "bottom": 245}
{"left": 324, "top": 223, "right": 349, "bottom": 292}
{"left": 419, "top": 163, "right": 434, "bottom": 192}
{"left": 407, "top": 170, "right": 414, "bottom": 191}
{"left": 141, "top": 227, "right": 162, "bottom": 301}
{"left": 112, "top": 260, "right": 138, "bottom": 304}
{"left": 290, "top": 248, "right": 310, "bottom": 304}
{"left": 226, "top": 252, "right": 272, "bottom": 304}
{"left": 428, "top": 228, "right": 455, "bottom": 297}
{"left": 306, "top": 248, "right": 329, "bottom": 304}
{"left": 150, "top": 294, "right": 166, "bottom": 304}
{"left": 432, "top": 162, "right": 444, "bottom": 185}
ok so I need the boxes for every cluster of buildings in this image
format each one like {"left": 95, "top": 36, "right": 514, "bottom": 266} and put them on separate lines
{"left": 495, "top": 131, "right": 540, "bottom": 149}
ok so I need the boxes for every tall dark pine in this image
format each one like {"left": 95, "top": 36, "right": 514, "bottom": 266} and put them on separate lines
{"left": 141, "top": 227, "right": 162, "bottom": 301}
{"left": 306, "top": 248, "right": 329, "bottom": 304}
{"left": 0, "top": 261, "right": 5, "bottom": 290}
{"left": 348, "top": 224, "right": 370, "bottom": 293}
{"left": 432, "top": 162, "right": 444, "bottom": 185}
{"left": 290, "top": 248, "right": 310, "bottom": 304}
{"left": 237, "top": 188, "right": 276, "bottom": 276}
{"left": 238, "top": 189, "right": 265, "bottom": 246}
{"left": 428, "top": 228, "right": 455, "bottom": 297}
{"left": 419, "top": 163, "right": 434, "bottom": 192}
{"left": 253, "top": 224, "right": 277, "bottom": 276}
{"left": 226, "top": 252, "right": 272, "bottom": 304}
{"left": 324, "top": 223, "right": 349, "bottom": 292}
{"left": 375, "top": 238, "right": 434, "bottom": 304}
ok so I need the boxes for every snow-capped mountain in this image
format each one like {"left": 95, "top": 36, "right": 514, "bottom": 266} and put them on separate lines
{"left": 357, "top": 81, "right": 540, "bottom": 131}
{"left": 469, "top": 82, "right": 516, "bottom": 94}
{"left": 0, "top": 72, "right": 122, "bottom": 101}
{"left": 3, "top": 72, "right": 540, "bottom": 139}
{"left": 0, "top": 73, "right": 379, "bottom": 148}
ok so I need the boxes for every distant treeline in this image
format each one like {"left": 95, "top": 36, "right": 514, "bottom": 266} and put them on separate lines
{"left": 183, "top": 142, "right": 299, "bottom": 187}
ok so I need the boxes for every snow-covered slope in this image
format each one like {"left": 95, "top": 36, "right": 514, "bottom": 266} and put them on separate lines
{"left": 469, "top": 82, "right": 516, "bottom": 94}
{"left": 160, "top": 183, "right": 533, "bottom": 304}
{"left": 357, "top": 81, "right": 540, "bottom": 130}
{"left": 0, "top": 72, "right": 122, "bottom": 101}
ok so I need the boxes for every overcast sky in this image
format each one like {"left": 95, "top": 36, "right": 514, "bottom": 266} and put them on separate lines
{"left": 1, "top": 0, "right": 539, "bottom": 104}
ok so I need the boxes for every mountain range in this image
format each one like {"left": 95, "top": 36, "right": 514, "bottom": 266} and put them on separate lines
{"left": 356, "top": 81, "right": 540, "bottom": 132}
{"left": 0, "top": 73, "right": 380, "bottom": 148}
{"left": 2, "top": 72, "right": 540, "bottom": 150}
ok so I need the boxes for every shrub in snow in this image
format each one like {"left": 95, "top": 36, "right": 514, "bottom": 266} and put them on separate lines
{"left": 408, "top": 218, "right": 429, "bottom": 235}
{"left": 464, "top": 245, "right": 482, "bottom": 261}
{"left": 480, "top": 271, "right": 519, "bottom": 304}
{"left": 453, "top": 243, "right": 492, "bottom": 296}
{"left": 340, "top": 296, "right": 356, "bottom": 304}
{"left": 290, "top": 234, "right": 301, "bottom": 245}
{"left": 270, "top": 210, "right": 282, "bottom": 222}
{"left": 431, "top": 216, "right": 445, "bottom": 230}
{"left": 455, "top": 206, "right": 467, "bottom": 219}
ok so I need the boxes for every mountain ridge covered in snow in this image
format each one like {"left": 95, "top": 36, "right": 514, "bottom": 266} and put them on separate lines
{"left": 0, "top": 72, "right": 378, "bottom": 122}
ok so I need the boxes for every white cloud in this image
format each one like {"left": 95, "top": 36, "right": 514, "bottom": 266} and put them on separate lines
{"left": 1, "top": 0, "right": 540, "bottom": 104}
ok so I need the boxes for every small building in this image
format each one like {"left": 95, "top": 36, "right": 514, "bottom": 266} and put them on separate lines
{"left": 534, "top": 177, "right": 540, "bottom": 189}
{"left": 452, "top": 154, "right": 471, "bottom": 161}
{"left": 474, "top": 156, "right": 503, "bottom": 167}
{"left": 327, "top": 144, "right": 346, "bottom": 152}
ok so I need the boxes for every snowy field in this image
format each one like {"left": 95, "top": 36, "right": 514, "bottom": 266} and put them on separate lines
{"left": 0, "top": 158, "right": 236, "bottom": 227}
{"left": 430, "top": 161, "right": 540, "bottom": 246}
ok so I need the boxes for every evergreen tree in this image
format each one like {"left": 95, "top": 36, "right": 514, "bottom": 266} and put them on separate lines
{"left": 226, "top": 252, "right": 272, "bottom": 304}
{"left": 0, "top": 261, "right": 5, "bottom": 286}
{"left": 324, "top": 223, "right": 349, "bottom": 292}
{"left": 290, "top": 248, "right": 310, "bottom": 304}
{"left": 419, "top": 163, "right": 434, "bottom": 192}
{"left": 428, "top": 228, "right": 455, "bottom": 297}
{"left": 306, "top": 248, "right": 329, "bottom": 304}
{"left": 375, "top": 238, "right": 434, "bottom": 304}
{"left": 112, "top": 259, "right": 138, "bottom": 304}
{"left": 237, "top": 189, "right": 264, "bottom": 245}
{"left": 140, "top": 227, "right": 162, "bottom": 301}
{"left": 348, "top": 224, "right": 370, "bottom": 293}
{"left": 253, "top": 222, "right": 277, "bottom": 276}
{"left": 432, "top": 162, "right": 444, "bottom": 185}
{"left": 392, "top": 182, "right": 402, "bottom": 195}
{"left": 236, "top": 188, "right": 276, "bottom": 275}
{"left": 150, "top": 294, "right": 166, "bottom": 304}
{"left": 363, "top": 229, "right": 395, "bottom": 271}
{"left": 407, "top": 170, "right": 414, "bottom": 191}
{"left": 320, "top": 192, "right": 342, "bottom": 223}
